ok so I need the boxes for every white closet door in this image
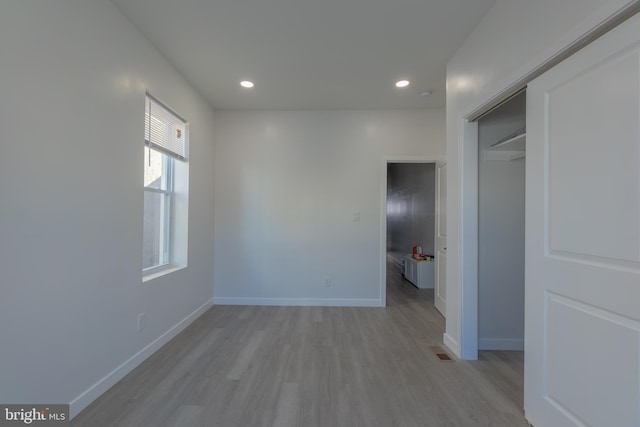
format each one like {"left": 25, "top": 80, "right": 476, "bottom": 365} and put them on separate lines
{"left": 525, "top": 12, "right": 640, "bottom": 427}
{"left": 434, "top": 161, "right": 447, "bottom": 317}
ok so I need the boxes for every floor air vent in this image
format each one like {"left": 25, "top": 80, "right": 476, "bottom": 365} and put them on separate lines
{"left": 430, "top": 346, "right": 454, "bottom": 362}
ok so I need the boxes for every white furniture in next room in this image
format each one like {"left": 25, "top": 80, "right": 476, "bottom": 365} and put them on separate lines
{"left": 401, "top": 255, "right": 434, "bottom": 289}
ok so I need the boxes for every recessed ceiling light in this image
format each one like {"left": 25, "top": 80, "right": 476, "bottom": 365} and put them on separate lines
{"left": 395, "top": 80, "right": 410, "bottom": 88}
{"left": 240, "top": 80, "right": 255, "bottom": 88}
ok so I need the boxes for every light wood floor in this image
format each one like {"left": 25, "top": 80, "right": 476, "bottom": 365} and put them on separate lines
{"left": 72, "top": 258, "right": 528, "bottom": 426}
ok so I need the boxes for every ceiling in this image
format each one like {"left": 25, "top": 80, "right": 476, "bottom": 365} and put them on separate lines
{"left": 111, "top": 0, "right": 496, "bottom": 110}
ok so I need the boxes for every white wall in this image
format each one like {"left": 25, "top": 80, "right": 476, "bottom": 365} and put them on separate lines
{"left": 0, "top": 0, "right": 216, "bottom": 416}
{"left": 445, "top": 0, "right": 636, "bottom": 358}
{"left": 214, "top": 109, "right": 444, "bottom": 305}
{"left": 387, "top": 163, "right": 436, "bottom": 255}
{"left": 477, "top": 94, "right": 525, "bottom": 350}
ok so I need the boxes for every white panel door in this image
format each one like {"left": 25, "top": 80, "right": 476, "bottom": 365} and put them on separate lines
{"left": 434, "top": 161, "right": 447, "bottom": 317}
{"left": 525, "top": 13, "right": 640, "bottom": 427}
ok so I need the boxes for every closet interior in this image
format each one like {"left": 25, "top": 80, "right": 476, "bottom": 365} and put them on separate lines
{"left": 477, "top": 91, "right": 526, "bottom": 351}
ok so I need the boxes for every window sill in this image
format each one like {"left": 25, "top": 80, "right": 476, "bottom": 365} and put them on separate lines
{"left": 143, "top": 265, "right": 185, "bottom": 283}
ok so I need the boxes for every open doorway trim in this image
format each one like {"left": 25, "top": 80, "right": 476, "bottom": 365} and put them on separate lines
{"left": 379, "top": 156, "right": 445, "bottom": 307}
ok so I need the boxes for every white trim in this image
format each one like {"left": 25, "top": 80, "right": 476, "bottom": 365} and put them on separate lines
{"left": 142, "top": 265, "right": 185, "bottom": 283}
{"left": 379, "top": 155, "right": 445, "bottom": 309}
{"left": 380, "top": 160, "right": 388, "bottom": 308}
{"left": 143, "top": 187, "right": 171, "bottom": 195}
{"left": 69, "top": 298, "right": 214, "bottom": 419}
{"left": 443, "top": 332, "right": 460, "bottom": 356}
{"left": 479, "top": 338, "right": 525, "bottom": 351}
{"left": 213, "top": 297, "right": 382, "bottom": 307}
{"left": 459, "top": 120, "right": 479, "bottom": 361}
{"left": 384, "top": 155, "right": 445, "bottom": 163}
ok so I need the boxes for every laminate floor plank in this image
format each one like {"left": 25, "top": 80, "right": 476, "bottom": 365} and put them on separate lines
{"left": 72, "top": 256, "right": 529, "bottom": 426}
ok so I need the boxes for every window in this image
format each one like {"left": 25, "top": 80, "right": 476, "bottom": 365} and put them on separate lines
{"left": 143, "top": 94, "right": 188, "bottom": 276}
{"left": 143, "top": 148, "right": 173, "bottom": 271}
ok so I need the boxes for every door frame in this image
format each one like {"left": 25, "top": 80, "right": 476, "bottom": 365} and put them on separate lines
{"left": 434, "top": 160, "right": 448, "bottom": 317}
{"left": 379, "top": 156, "right": 444, "bottom": 307}
{"left": 458, "top": 120, "right": 480, "bottom": 360}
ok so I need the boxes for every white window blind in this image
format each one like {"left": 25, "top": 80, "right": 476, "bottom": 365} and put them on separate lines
{"left": 145, "top": 94, "right": 188, "bottom": 161}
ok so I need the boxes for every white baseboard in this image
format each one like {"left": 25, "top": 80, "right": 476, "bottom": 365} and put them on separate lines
{"left": 213, "top": 297, "right": 383, "bottom": 307}
{"left": 69, "top": 298, "right": 214, "bottom": 419}
{"left": 479, "top": 338, "right": 524, "bottom": 351}
{"left": 443, "top": 333, "right": 460, "bottom": 357}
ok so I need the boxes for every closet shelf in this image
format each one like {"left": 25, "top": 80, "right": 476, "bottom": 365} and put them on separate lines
{"left": 486, "top": 128, "right": 526, "bottom": 161}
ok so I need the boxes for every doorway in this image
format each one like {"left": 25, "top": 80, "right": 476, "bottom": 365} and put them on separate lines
{"left": 387, "top": 163, "right": 435, "bottom": 257}
{"left": 476, "top": 92, "right": 526, "bottom": 351}
{"left": 380, "top": 158, "right": 445, "bottom": 314}
{"left": 455, "top": 91, "right": 527, "bottom": 406}
{"left": 457, "top": 92, "right": 527, "bottom": 359}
